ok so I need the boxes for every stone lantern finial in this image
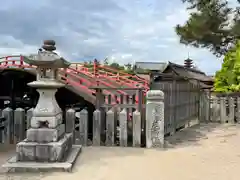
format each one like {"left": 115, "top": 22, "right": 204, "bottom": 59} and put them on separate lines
{"left": 42, "top": 40, "right": 56, "bottom": 52}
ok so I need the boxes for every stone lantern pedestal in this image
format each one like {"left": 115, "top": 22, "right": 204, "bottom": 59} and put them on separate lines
{"left": 2, "top": 40, "right": 81, "bottom": 172}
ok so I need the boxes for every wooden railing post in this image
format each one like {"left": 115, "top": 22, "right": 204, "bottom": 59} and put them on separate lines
{"left": 93, "top": 59, "right": 98, "bottom": 77}
{"left": 20, "top": 55, "right": 24, "bottom": 66}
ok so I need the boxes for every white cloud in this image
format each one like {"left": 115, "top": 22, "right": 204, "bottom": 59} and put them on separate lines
{"left": 0, "top": 0, "right": 222, "bottom": 74}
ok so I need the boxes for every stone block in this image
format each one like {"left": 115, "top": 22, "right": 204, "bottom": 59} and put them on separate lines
{"left": 49, "top": 133, "right": 73, "bottom": 162}
{"left": 30, "top": 113, "right": 63, "bottom": 128}
{"left": 30, "top": 119, "right": 40, "bottom": 128}
{"left": 16, "top": 141, "right": 37, "bottom": 161}
{"left": 26, "top": 128, "right": 37, "bottom": 142}
{"left": 26, "top": 124, "right": 65, "bottom": 142}
{"left": 36, "top": 144, "right": 50, "bottom": 162}
{"left": 15, "top": 133, "right": 73, "bottom": 163}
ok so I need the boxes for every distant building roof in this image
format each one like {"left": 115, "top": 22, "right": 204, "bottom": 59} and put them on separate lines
{"left": 165, "top": 62, "right": 214, "bottom": 89}
{"left": 135, "top": 61, "right": 214, "bottom": 89}
{"left": 138, "top": 61, "right": 214, "bottom": 89}
{"left": 134, "top": 62, "right": 168, "bottom": 72}
{"left": 166, "top": 62, "right": 213, "bottom": 82}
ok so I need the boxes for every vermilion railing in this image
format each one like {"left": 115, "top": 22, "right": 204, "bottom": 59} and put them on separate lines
{"left": 0, "top": 56, "right": 118, "bottom": 102}
{"left": 0, "top": 56, "right": 97, "bottom": 99}
{"left": 0, "top": 55, "right": 149, "bottom": 105}
{"left": 72, "top": 60, "right": 149, "bottom": 93}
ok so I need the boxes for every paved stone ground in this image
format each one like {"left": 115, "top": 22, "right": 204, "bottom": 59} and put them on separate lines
{"left": 1, "top": 123, "right": 240, "bottom": 180}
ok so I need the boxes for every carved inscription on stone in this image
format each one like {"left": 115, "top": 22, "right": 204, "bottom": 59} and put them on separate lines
{"left": 151, "top": 106, "right": 164, "bottom": 148}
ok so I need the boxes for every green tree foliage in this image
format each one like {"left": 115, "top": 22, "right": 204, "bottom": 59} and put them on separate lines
{"left": 109, "top": 62, "right": 125, "bottom": 70}
{"left": 83, "top": 60, "right": 93, "bottom": 68}
{"left": 124, "top": 63, "right": 135, "bottom": 74}
{"left": 124, "top": 63, "right": 132, "bottom": 71}
{"left": 83, "top": 59, "right": 136, "bottom": 74}
{"left": 176, "top": 0, "right": 240, "bottom": 56}
{"left": 83, "top": 58, "right": 151, "bottom": 75}
{"left": 214, "top": 41, "right": 240, "bottom": 92}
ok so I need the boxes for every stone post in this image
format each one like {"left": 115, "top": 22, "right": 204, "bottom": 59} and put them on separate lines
{"left": 105, "top": 109, "right": 115, "bottom": 146}
{"left": 14, "top": 108, "right": 26, "bottom": 142}
{"left": 119, "top": 108, "right": 128, "bottom": 147}
{"left": 26, "top": 108, "right": 33, "bottom": 129}
{"left": 2, "top": 107, "right": 13, "bottom": 144}
{"left": 93, "top": 109, "right": 101, "bottom": 146}
{"left": 79, "top": 109, "right": 88, "bottom": 146}
{"left": 146, "top": 90, "right": 164, "bottom": 148}
{"left": 65, "top": 108, "right": 76, "bottom": 144}
{"left": 237, "top": 97, "right": 240, "bottom": 123}
{"left": 0, "top": 116, "right": 5, "bottom": 143}
{"left": 132, "top": 110, "right": 141, "bottom": 147}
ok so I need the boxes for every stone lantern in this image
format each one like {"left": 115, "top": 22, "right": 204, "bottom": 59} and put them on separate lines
{"left": 3, "top": 40, "right": 81, "bottom": 171}
{"left": 24, "top": 40, "right": 70, "bottom": 129}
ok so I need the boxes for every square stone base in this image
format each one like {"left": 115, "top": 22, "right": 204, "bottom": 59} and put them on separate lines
{"left": 26, "top": 124, "right": 65, "bottom": 142}
{"left": 16, "top": 133, "right": 73, "bottom": 162}
{"left": 2, "top": 145, "right": 81, "bottom": 172}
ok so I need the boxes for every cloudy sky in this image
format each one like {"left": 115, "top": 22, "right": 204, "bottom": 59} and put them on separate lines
{"left": 0, "top": 0, "right": 237, "bottom": 75}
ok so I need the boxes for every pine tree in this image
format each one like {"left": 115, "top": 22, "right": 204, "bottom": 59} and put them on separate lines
{"left": 176, "top": 0, "right": 240, "bottom": 56}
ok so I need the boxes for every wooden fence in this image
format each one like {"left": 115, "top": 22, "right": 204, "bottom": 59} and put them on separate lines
{"left": 199, "top": 92, "right": 240, "bottom": 123}
{"left": 151, "top": 76, "right": 200, "bottom": 134}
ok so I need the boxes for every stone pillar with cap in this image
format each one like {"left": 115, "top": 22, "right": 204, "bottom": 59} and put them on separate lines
{"left": 146, "top": 90, "right": 165, "bottom": 148}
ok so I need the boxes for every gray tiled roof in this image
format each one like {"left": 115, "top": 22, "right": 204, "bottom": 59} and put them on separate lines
{"left": 134, "top": 61, "right": 214, "bottom": 89}
{"left": 168, "top": 62, "right": 213, "bottom": 82}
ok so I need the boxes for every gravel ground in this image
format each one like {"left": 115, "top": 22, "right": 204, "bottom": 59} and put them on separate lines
{"left": 1, "top": 123, "right": 240, "bottom": 180}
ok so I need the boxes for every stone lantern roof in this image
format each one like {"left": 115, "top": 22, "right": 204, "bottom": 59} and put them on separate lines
{"left": 22, "top": 40, "right": 71, "bottom": 68}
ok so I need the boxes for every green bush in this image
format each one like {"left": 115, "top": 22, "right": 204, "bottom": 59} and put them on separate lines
{"left": 214, "top": 41, "right": 240, "bottom": 92}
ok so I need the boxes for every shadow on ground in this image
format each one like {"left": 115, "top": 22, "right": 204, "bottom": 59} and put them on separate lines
{"left": 165, "top": 123, "right": 238, "bottom": 149}
{"left": 73, "top": 123, "right": 239, "bottom": 170}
